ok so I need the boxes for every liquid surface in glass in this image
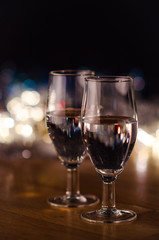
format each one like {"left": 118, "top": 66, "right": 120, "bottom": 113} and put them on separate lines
{"left": 46, "top": 109, "right": 85, "bottom": 168}
{"left": 83, "top": 115, "right": 137, "bottom": 179}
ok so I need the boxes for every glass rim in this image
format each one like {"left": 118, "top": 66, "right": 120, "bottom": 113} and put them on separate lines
{"left": 85, "top": 76, "right": 133, "bottom": 82}
{"left": 49, "top": 69, "right": 95, "bottom": 76}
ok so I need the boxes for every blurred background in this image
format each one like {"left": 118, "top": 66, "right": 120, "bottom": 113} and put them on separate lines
{"left": 0, "top": 0, "right": 159, "bottom": 168}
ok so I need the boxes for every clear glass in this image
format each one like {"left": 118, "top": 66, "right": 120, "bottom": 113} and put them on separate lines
{"left": 46, "top": 70, "right": 99, "bottom": 207}
{"left": 81, "top": 76, "right": 138, "bottom": 222}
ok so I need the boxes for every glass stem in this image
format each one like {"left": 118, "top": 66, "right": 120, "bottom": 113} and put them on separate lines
{"left": 102, "top": 181, "right": 116, "bottom": 211}
{"left": 66, "top": 168, "right": 80, "bottom": 197}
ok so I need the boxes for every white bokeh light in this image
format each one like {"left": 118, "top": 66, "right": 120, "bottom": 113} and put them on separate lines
{"left": 31, "top": 107, "right": 44, "bottom": 122}
{"left": 21, "top": 124, "right": 33, "bottom": 137}
{"left": 137, "top": 128, "right": 155, "bottom": 147}
{"left": 21, "top": 91, "right": 40, "bottom": 106}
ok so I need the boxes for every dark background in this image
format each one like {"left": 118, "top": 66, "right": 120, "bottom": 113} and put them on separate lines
{"left": 0, "top": 0, "right": 159, "bottom": 98}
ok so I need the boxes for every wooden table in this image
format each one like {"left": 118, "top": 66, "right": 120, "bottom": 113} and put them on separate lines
{"left": 0, "top": 147, "right": 159, "bottom": 240}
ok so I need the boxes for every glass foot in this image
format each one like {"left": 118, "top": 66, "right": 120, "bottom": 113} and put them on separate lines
{"left": 48, "top": 194, "right": 99, "bottom": 208}
{"left": 81, "top": 208, "right": 137, "bottom": 223}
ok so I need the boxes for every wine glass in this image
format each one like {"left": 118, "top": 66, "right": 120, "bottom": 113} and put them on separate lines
{"left": 46, "top": 70, "right": 99, "bottom": 207}
{"left": 81, "top": 76, "right": 138, "bottom": 223}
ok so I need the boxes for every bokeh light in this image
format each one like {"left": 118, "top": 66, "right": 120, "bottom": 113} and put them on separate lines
{"left": 21, "top": 124, "right": 33, "bottom": 137}
{"left": 21, "top": 90, "right": 40, "bottom": 106}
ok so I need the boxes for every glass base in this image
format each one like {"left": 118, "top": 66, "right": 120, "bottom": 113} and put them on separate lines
{"left": 81, "top": 208, "right": 137, "bottom": 223}
{"left": 48, "top": 194, "right": 99, "bottom": 208}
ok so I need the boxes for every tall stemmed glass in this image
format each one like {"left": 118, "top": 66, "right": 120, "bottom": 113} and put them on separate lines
{"left": 46, "top": 70, "right": 99, "bottom": 207}
{"left": 81, "top": 76, "right": 138, "bottom": 222}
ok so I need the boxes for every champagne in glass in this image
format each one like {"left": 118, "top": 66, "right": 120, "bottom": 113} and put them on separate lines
{"left": 46, "top": 70, "right": 99, "bottom": 207}
{"left": 81, "top": 76, "right": 138, "bottom": 222}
